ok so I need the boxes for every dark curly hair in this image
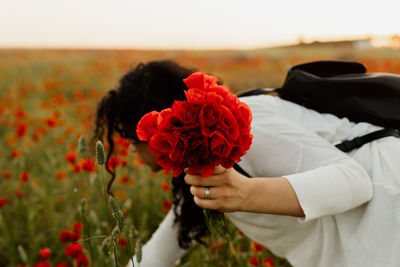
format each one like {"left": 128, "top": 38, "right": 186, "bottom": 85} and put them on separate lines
{"left": 90, "top": 60, "right": 209, "bottom": 249}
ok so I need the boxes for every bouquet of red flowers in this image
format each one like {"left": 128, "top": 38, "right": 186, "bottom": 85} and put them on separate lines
{"left": 136, "top": 72, "right": 253, "bottom": 177}
{"left": 136, "top": 72, "right": 253, "bottom": 238}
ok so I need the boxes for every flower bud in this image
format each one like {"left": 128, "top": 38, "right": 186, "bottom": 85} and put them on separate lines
{"left": 17, "top": 245, "right": 28, "bottom": 263}
{"left": 101, "top": 237, "right": 111, "bottom": 256}
{"left": 96, "top": 140, "right": 106, "bottom": 165}
{"left": 135, "top": 239, "right": 142, "bottom": 263}
{"left": 78, "top": 135, "right": 86, "bottom": 155}
{"left": 109, "top": 196, "right": 125, "bottom": 230}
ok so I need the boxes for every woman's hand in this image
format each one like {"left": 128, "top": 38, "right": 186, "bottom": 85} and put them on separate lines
{"left": 185, "top": 166, "right": 305, "bottom": 217}
{"left": 184, "top": 166, "right": 251, "bottom": 212}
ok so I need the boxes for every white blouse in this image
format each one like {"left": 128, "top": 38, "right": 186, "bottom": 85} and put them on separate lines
{"left": 128, "top": 95, "right": 400, "bottom": 267}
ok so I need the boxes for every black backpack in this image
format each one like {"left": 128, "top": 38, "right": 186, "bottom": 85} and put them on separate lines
{"left": 238, "top": 60, "right": 400, "bottom": 153}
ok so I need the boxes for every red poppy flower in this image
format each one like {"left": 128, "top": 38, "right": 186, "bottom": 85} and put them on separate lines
{"left": 263, "top": 258, "right": 274, "bottom": 267}
{"left": 20, "top": 171, "right": 29, "bottom": 183}
{"left": 14, "top": 190, "right": 25, "bottom": 198}
{"left": 46, "top": 117, "right": 57, "bottom": 127}
{"left": 0, "top": 106, "right": 6, "bottom": 115}
{"left": 81, "top": 159, "right": 96, "bottom": 172}
{"left": 107, "top": 156, "right": 122, "bottom": 171}
{"left": 56, "top": 263, "right": 71, "bottom": 267}
{"left": 249, "top": 257, "right": 259, "bottom": 266}
{"left": 15, "top": 108, "right": 26, "bottom": 118}
{"left": 120, "top": 148, "right": 128, "bottom": 156}
{"left": 65, "top": 243, "right": 83, "bottom": 258}
{"left": 73, "top": 222, "right": 83, "bottom": 233}
{"left": 39, "top": 247, "right": 51, "bottom": 260}
{"left": 11, "top": 150, "right": 22, "bottom": 158}
{"left": 16, "top": 123, "right": 27, "bottom": 138}
{"left": 60, "top": 230, "right": 74, "bottom": 243}
{"left": 252, "top": 241, "right": 264, "bottom": 252}
{"left": 65, "top": 152, "right": 77, "bottom": 164}
{"left": 56, "top": 171, "right": 67, "bottom": 180}
{"left": 160, "top": 180, "right": 171, "bottom": 191}
{"left": 161, "top": 200, "right": 172, "bottom": 213}
{"left": 2, "top": 170, "right": 11, "bottom": 179}
{"left": 118, "top": 237, "right": 127, "bottom": 246}
{"left": 34, "top": 262, "right": 50, "bottom": 267}
{"left": 76, "top": 253, "right": 89, "bottom": 267}
{"left": 0, "top": 197, "right": 10, "bottom": 208}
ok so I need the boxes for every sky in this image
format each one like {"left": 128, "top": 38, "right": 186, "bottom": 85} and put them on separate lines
{"left": 0, "top": 0, "right": 399, "bottom": 50}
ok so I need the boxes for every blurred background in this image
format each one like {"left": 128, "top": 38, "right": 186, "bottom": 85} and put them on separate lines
{"left": 0, "top": 1, "right": 399, "bottom": 267}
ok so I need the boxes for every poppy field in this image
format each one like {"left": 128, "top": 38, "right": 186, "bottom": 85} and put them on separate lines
{"left": 1, "top": 46, "right": 399, "bottom": 267}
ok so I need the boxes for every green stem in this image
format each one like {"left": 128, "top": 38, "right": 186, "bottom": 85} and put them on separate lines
{"left": 100, "top": 166, "right": 110, "bottom": 227}
{"left": 126, "top": 234, "right": 135, "bottom": 267}
{"left": 112, "top": 239, "right": 119, "bottom": 267}
{"left": 78, "top": 235, "right": 108, "bottom": 243}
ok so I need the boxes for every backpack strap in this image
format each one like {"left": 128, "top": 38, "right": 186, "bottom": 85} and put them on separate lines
{"left": 334, "top": 128, "right": 400, "bottom": 152}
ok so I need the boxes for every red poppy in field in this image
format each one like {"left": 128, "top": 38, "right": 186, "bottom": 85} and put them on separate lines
{"left": 56, "top": 171, "right": 67, "bottom": 180}
{"left": 39, "top": 247, "right": 51, "bottom": 260}
{"left": 0, "top": 106, "right": 6, "bottom": 115}
{"left": 65, "top": 152, "right": 77, "bottom": 164}
{"left": 76, "top": 253, "right": 89, "bottom": 267}
{"left": 107, "top": 156, "right": 122, "bottom": 171}
{"left": 116, "top": 137, "right": 131, "bottom": 148}
{"left": 118, "top": 237, "right": 127, "bottom": 246}
{"left": 121, "top": 159, "right": 128, "bottom": 167}
{"left": 2, "top": 170, "right": 11, "bottom": 179}
{"left": 16, "top": 123, "right": 27, "bottom": 138}
{"left": 252, "top": 241, "right": 264, "bottom": 252}
{"left": 249, "top": 256, "right": 259, "bottom": 266}
{"left": 118, "top": 175, "right": 135, "bottom": 185}
{"left": 14, "top": 108, "right": 26, "bottom": 119}
{"left": 80, "top": 159, "right": 96, "bottom": 172}
{"left": 122, "top": 208, "right": 129, "bottom": 216}
{"left": 161, "top": 200, "right": 172, "bottom": 213}
{"left": 73, "top": 222, "right": 83, "bottom": 233}
{"left": 14, "top": 190, "right": 25, "bottom": 198}
{"left": 120, "top": 148, "right": 128, "bottom": 156}
{"left": 11, "top": 150, "right": 22, "bottom": 158}
{"left": 33, "top": 262, "right": 50, "bottom": 267}
{"left": 56, "top": 263, "right": 71, "bottom": 267}
{"left": 65, "top": 243, "right": 83, "bottom": 258}
{"left": 60, "top": 230, "right": 74, "bottom": 243}
{"left": 20, "top": 171, "right": 29, "bottom": 183}
{"left": 60, "top": 229, "right": 80, "bottom": 243}
{"left": 160, "top": 180, "right": 171, "bottom": 191}
{"left": 263, "top": 258, "right": 274, "bottom": 267}
{"left": 0, "top": 197, "right": 10, "bottom": 208}
{"left": 210, "top": 241, "right": 223, "bottom": 252}
{"left": 46, "top": 117, "right": 57, "bottom": 127}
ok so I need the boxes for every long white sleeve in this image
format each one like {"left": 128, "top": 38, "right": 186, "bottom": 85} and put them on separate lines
{"left": 126, "top": 208, "right": 190, "bottom": 267}
{"left": 239, "top": 95, "right": 373, "bottom": 222}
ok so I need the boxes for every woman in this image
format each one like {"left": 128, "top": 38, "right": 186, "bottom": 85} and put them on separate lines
{"left": 92, "top": 60, "right": 400, "bottom": 267}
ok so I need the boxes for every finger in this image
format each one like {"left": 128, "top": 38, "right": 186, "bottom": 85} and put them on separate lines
{"left": 193, "top": 196, "right": 227, "bottom": 211}
{"left": 213, "top": 165, "right": 226, "bottom": 175}
{"left": 184, "top": 174, "right": 222, "bottom": 187}
{"left": 190, "top": 186, "right": 216, "bottom": 200}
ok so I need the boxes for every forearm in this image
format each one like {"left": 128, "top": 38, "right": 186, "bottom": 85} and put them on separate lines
{"left": 241, "top": 177, "right": 304, "bottom": 217}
